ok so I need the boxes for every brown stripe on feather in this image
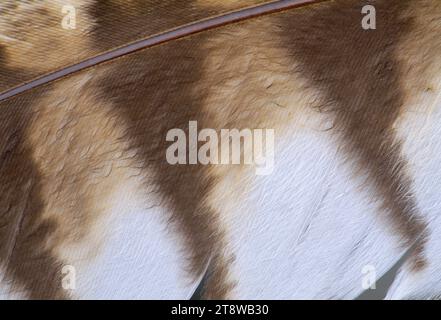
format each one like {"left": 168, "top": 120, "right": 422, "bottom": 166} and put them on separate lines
{"left": 87, "top": 0, "right": 262, "bottom": 300}
{"left": 0, "top": 0, "right": 277, "bottom": 300}
{"left": 0, "top": 0, "right": 272, "bottom": 93}
{"left": 280, "top": 0, "right": 428, "bottom": 267}
{"left": 90, "top": 34, "right": 234, "bottom": 298}
{"left": 1, "top": 0, "right": 434, "bottom": 299}
{"left": 0, "top": 91, "right": 67, "bottom": 299}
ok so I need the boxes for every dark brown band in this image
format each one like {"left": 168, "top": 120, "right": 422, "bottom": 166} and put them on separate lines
{"left": 0, "top": 0, "right": 325, "bottom": 102}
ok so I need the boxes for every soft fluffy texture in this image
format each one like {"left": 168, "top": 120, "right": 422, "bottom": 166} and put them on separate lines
{"left": 0, "top": 0, "right": 440, "bottom": 299}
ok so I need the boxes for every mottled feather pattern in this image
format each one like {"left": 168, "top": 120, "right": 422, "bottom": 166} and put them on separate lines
{"left": 0, "top": 0, "right": 440, "bottom": 299}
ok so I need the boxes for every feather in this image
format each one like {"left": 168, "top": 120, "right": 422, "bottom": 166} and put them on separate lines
{"left": 0, "top": 0, "right": 440, "bottom": 300}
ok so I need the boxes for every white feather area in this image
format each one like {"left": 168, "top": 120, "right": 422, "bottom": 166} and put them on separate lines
{"left": 208, "top": 110, "right": 410, "bottom": 299}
